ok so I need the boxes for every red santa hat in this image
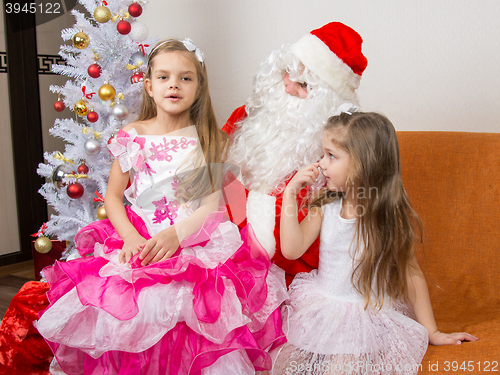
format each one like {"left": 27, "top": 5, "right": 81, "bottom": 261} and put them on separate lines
{"left": 290, "top": 22, "right": 368, "bottom": 100}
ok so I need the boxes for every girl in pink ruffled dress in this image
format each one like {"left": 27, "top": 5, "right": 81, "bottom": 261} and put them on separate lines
{"left": 35, "top": 39, "right": 288, "bottom": 375}
{"left": 273, "top": 112, "right": 478, "bottom": 374}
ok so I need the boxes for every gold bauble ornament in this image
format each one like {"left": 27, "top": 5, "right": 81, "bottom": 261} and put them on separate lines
{"left": 98, "top": 83, "right": 116, "bottom": 101}
{"left": 34, "top": 236, "right": 52, "bottom": 254}
{"left": 94, "top": 5, "right": 111, "bottom": 23}
{"left": 97, "top": 206, "right": 107, "bottom": 220}
{"left": 72, "top": 31, "right": 90, "bottom": 49}
{"left": 74, "top": 99, "right": 90, "bottom": 116}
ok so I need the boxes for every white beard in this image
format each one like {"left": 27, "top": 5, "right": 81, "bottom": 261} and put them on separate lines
{"left": 229, "top": 75, "right": 354, "bottom": 194}
{"left": 227, "top": 46, "right": 360, "bottom": 257}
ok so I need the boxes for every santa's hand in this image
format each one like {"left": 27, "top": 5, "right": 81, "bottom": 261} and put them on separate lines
{"left": 285, "top": 163, "right": 320, "bottom": 195}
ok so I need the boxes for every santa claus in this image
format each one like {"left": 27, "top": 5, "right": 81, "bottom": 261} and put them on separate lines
{"left": 223, "top": 22, "right": 368, "bottom": 284}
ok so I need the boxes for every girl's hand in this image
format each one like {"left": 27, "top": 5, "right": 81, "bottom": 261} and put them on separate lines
{"left": 429, "top": 330, "right": 479, "bottom": 346}
{"left": 119, "top": 233, "right": 147, "bottom": 265}
{"left": 139, "top": 226, "right": 180, "bottom": 266}
{"left": 285, "top": 163, "right": 320, "bottom": 196}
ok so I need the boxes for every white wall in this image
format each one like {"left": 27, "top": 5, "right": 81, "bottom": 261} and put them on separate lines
{"left": 142, "top": 0, "right": 500, "bottom": 132}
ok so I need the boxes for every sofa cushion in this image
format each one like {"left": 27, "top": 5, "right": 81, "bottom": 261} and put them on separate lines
{"left": 397, "top": 131, "right": 500, "bottom": 372}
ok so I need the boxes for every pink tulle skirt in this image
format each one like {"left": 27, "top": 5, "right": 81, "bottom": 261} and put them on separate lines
{"left": 35, "top": 208, "right": 288, "bottom": 375}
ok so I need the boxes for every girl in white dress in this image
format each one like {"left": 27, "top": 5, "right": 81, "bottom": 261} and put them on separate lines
{"left": 273, "top": 112, "right": 477, "bottom": 374}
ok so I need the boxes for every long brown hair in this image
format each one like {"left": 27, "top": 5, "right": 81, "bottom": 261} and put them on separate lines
{"left": 312, "top": 112, "right": 422, "bottom": 309}
{"left": 138, "top": 40, "right": 229, "bottom": 202}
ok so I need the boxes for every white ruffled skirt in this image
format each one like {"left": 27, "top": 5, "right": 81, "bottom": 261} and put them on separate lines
{"left": 272, "top": 270, "right": 428, "bottom": 375}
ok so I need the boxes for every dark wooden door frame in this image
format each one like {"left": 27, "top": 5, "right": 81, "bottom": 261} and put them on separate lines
{"left": 1, "top": 9, "right": 48, "bottom": 266}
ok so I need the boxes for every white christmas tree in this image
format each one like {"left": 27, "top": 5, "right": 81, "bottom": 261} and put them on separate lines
{"left": 34, "top": 0, "right": 158, "bottom": 261}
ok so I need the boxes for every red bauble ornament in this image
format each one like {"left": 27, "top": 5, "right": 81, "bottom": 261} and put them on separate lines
{"left": 88, "top": 63, "right": 102, "bottom": 78}
{"left": 117, "top": 20, "right": 131, "bottom": 35}
{"left": 54, "top": 100, "right": 65, "bottom": 112}
{"left": 87, "top": 110, "right": 99, "bottom": 123}
{"left": 67, "top": 182, "right": 84, "bottom": 199}
{"left": 128, "top": 3, "right": 143, "bottom": 17}
{"left": 77, "top": 162, "right": 89, "bottom": 174}
{"left": 130, "top": 70, "right": 145, "bottom": 84}
{"left": 107, "top": 134, "right": 115, "bottom": 154}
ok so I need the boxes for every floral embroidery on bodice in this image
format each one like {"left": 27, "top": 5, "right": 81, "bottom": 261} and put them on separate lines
{"left": 108, "top": 127, "right": 200, "bottom": 234}
{"left": 140, "top": 162, "right": 156, "bottom": 176}
{"left": 149, "top": 137, "right": 197, "bottom": 163}
{"left": 152, "top": 197, "right": 180, "bottom": 225}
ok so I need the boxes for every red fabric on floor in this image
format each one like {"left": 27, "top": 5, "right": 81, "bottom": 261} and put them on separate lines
{"left": 0, "top": 281, "right": 51, "bottom": 375}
